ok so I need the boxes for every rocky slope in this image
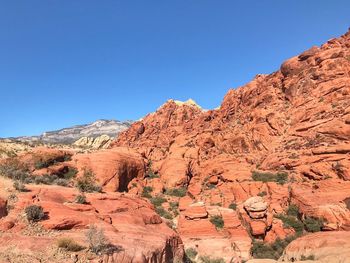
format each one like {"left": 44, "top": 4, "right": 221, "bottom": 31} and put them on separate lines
{"left": 0, "top": 29, "right": 350, "bottom": 263}
{"left": 109, "top": 29, "right": 350, "bottom": 261}
{"left": 12, "top": 119, "right": 131, "bottom": 145}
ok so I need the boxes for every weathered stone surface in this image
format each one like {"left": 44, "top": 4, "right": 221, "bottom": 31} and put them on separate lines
{"left": 73, "top": 147, "right": 145, "bottom": 192}
{"left": 282, "top": 231, "right": 350, "bottom": 262}
{"left": 0, "top": 184, "right": 184, "bottom": 262}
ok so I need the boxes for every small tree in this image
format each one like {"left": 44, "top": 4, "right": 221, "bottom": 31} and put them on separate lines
{"left": 75, "top": 194, "right": 87, "bottom": 204}
{"left": 13, "top": 180, "right": 27, "bottom": 192}
{"left": 76, "top": 169, "right": 102, "bottom": 193}
{"left": 25, "top": 205, "right": 45, "bottom": 222}
{"left": 228, "top": 202, "right": 237, "bottom": 210}
{"left": 85, "top": 225, "right": 108, "bottom": 254}
{"left": 304, "top": 217, "right": 324, "bottom": 232}
{"left": 209, "top": 215, "right": 224, "bottom": 229}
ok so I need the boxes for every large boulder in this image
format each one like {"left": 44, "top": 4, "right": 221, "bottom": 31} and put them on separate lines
{"left": 73, "top": 147, "right": 146, "bottom": 192}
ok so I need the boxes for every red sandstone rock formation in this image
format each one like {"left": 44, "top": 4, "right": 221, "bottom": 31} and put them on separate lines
{"left": 111, "top": 29, "right": 350, "bottom": 261}
{"left": 1, "top": 29, "right": 350, "bottom": 262}
{"left": 0, "top": 184, "right": 184, "bottom": 262}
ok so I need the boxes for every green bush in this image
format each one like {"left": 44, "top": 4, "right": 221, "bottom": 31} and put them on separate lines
{"left": 13, "top": 180, "right": 27, "bottom": 192}
{"left": 147, "top": 170, "right": 160, "bottom": 179}
{"left": 228, "top": 202, "right": 237, "bottom": 210}
{"left": 75, "top": 194, "right": 87, "bottom": 204}
{"left": 0, "top": 159, "right": 31, "bottom": 182}
{"left": 155, "top": 206, "right": 173, "bottom": 220}
{"left": 304, "top": 217, "right": 323, "bottom": 232}
{"left": 185, "top": 247, "right": 198, "bottom": 259}
{"left": 251, "top": 235, "right": 296, "bottom": 259}
{"left": 199, "top": 255, "right": 225, "bottom": 263}
{"left": 276, "top": 172, "right": 289, "bottom": 185}
{"left": 57, "top": 237, "right": 84, "bottom": 252}
{"left": 286, "top": 204, "right": 299, "bottom": 217}
{"left": 145, "top": 161, "right": 159, "bottom": 179}
{"left": 54, "top": 178, "right": 69, "bottom": 186}
{"left": 34, "top": 174, "right": 70, "bottom": 187}
{"left": 62, "top": 167, "right": 78, "bottom": 179}
{"left": 169, "top": 201, "right": 179, "bottom": 216}
{"left": 150, "top": 196, "right": 167, "bottom": 207}
{"left": 34, "top": 154, "right": 72, "bottom": 169}
{"left": 251, "top": 241, "right": 276, "bottom": 259}
{"left": 209, "top": 215, "right": 224, "bottom": 229}
{"left": 141, "top": 186, "right": 153, "bottom": 198}
{"left": 257, "top": 191, "right": 267, "bottom": 197}
{"left": 252, "top": 171, "right": 288, "bottom": 185}
{"left": 76, "top": 169, "right": 102, "bottom": 193}
{"left": 25, "top": 205, "right": 45, "bottom": 222}
{"left": 165, "top": 187, "right": 187, "bottom": 197}
{"left": 275, "top": 214, "right": 304, "bottom": 234}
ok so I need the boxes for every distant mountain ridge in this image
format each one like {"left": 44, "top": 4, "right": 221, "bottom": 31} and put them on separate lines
{"left": 10, "top": 119, "right": 132, "bottom": 144}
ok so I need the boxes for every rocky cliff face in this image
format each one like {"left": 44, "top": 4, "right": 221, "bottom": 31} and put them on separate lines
{"left": 13, "top": 119, "right": 131, "bottom": 145}
{"left": 110, "top": 29, "right": 350, "bottom": 261}
{"left": 1, "top": 30, "right": 350, "bottom": 263}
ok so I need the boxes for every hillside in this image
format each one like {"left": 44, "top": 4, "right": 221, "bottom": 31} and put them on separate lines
{"left": 11, "top": 119, "right": 131, "bottom": 145}
{"left": 0, "top": 29, "right": 349, "bottom": 263}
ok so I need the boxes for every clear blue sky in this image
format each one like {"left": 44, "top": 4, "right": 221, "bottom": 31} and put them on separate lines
{"left": 0, "top": 1, "right": 349, "bottom": 137}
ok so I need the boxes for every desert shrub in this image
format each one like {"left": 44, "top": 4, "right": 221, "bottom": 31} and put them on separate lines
{"left": 145, "top": 161, "right": 160, "bottom": 179}
{"left": 169, "top": 201, "right": 179, "bottom": 211}
{"left": 209, "top": 215, "right": 224, "bottom": 229}
{"left": 275, "top": 214, "right": 304, "bottom": 234}
{"left": 169, "top": 201, "right": 179, "bottom": 216}
{"left": 76, "top": 169, "right": 102, "bottom": 193}
{"left": 185, "top": 247, "right": 198, "bottom": 259}
{"left": 34, "top": 154, "right": 72, "bottom": 169}
{"left": 276, "top": 172, "right": 288, "bottom": 185}
{"left": 75, "top": 194, "right": 87, "bottom": 204}
{"left": 199, "top": 255, "right": 225, "bottom": 263}
{"left": 150, "top": 196, "right": 167, "bottom": 207}
{"left": 155, "top": 206, "right": 173, "bottom": 220}
{"left": 0, "top": 159, "right": 31, "bottom": 182}
{"left": 13, "top": 180, "right": 27, "bottom": 192}
{"left": 257, "top": 191, "right": 267, "bottom": 197}
{"left": 304, "top": 217, "right": 324, "bottom": 232}
{"left": 85, "top": 225, "right": 108, "bottom": 254}
{"left": 251, "top": 235, "right": 296, "bottom": 259}
{"left": 57, "top": 237, "right": 84, "bottom": 252}
{"left": 148, "top": 172, "right": 159, "bottom": 179}
{"left": 165, "top": 187, "right": 187, "bottom": 197}
{"left": 228, "top": 202, "right": 237, "bottom": 210}
{"left": 33, "top": 174, "right": 70, "bottom": 186}
{"left": 25, "top": 205, "right": 45, "bottom": 222}
{"left": 141, "top": 186, "right": 153, "bottom": 198}
{"left": 286, "top": 204, "right": 300, "bottom": 217}
{"left": 252, "top": 171, "right": 288, "bottom": 185}
{"left": 34, "top": 160, "right": 51, "bottom": 169}
{"left": 206, "top": 183, "right": 216, "bottom": 190}
{"left": 62, "top": 167, "right": 78, "bottom": 179}
{"left": 34, "top": 174, "right": 55, "bottom": 185}
{"left": 300, "top": 255, "right": 315, "bottom": 260}
{"left": 251, "top": 241, "right": 276, "bottom": 259}
{"left": 54, "top": 178, "right": 69, "bottom": 186}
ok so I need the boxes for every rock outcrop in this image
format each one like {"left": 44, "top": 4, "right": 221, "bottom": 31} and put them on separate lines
{"left": 0, "top": 184, "right": 184, "bottom": 262}
{"left": 111, "top": 29, "right": 350, "bottom": 261}
{"left": 73, "top": 134, "right": 112, "bottom": 149}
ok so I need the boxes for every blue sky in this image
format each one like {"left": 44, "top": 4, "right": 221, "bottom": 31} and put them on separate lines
{"left": 0, "top": 1, "right": 349, "bottom": 137}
